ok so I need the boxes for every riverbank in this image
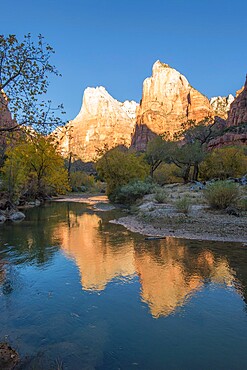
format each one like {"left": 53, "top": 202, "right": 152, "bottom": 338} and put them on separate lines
{"left": 52, "top": 193, "right": 116, "bottom": 211}
{"left": 110, "top": 212, "right": 247, "bottom": 243}
{"left": 110, "top": 183, "right": 247, "bottom": 243}
{"left": 53, "top": 188, "right": 247, "bottom": 243}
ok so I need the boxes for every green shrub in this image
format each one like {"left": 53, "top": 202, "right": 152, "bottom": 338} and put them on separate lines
{"left": 70, "top": 171, "right": 95, "bottom": 192}
{"left": 175, "top": 196, "right": 191, "bottom": 214}
{"left": 96, "top": 148, "right": 149, "bottom": 197}
{"left": 239, "top": 197, "right": 247, "bottom": 211}
{"left": 204, "top": 181, "right": 240, "bottom": 209}
{"left": 153, "top": 163, "right": 182, "bottom": 185}
{"left": 154, "top": 189, "right": 167, "bottom": 203}
{"left": 200, "top": 146, "right": 247, "bottom": 180}
{"left": 113, "top": 180, "right": 155, "bottom": 204}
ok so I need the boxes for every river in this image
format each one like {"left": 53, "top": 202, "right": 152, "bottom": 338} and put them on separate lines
{"left": 0, "top": 201, "right": 247, "bottom": 369}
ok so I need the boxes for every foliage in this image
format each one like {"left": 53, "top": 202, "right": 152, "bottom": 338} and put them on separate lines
{"left": 168, "top": 141, "right": 206, "bottom": 183}
{"left": 148, "top": 124, "right": 247, "bottom": 184}
{"left": 114, "top": 180, "right": 156, "bottom": 205}
{"left": 145, "top": 119, "right": 213, "bottom": 183}
{"left": 0, "top": 34, "right": 65, "bottom": 133}
{"left": 204, "top": 181, "right": 240, "bottom": 209}
{"left": 177, "top": 118, "right": 222, "bottom": 144}
{"left": 153, "top": 163, "right": 182, "bottom": 185}
{"left": 175, "top": 196, "right": 192, "bottom": 214}
{"left": 70, "top": 171, "right": 95, "bottom": 191}
{"left": 96, "top": 147, "right": 149, "bottom": 198}
{"left": 200, "top": 146, "right": 247, "bottom": 180}
{"left": 69, "top": 171, "right": 105, "bottom": 193}
{"left": 239, "top": 197, "right": 247, "bottom": 211}
{"left": 2, "top": 135, "right": 70, "bottom": 200}
{"left": 222, "top": 122, "right": 247, "bottom": 135}
{"left": 145, "top": 136, "right": 174, "bottom": 177}
{"left": 154, "top": 189, "right": 168, "bottom": 203}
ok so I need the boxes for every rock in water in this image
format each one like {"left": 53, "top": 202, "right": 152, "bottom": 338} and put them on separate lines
{"left": 9, "top": 211, "right": 25, "bottom": 222}
{"left": 0, "top": 214, "right": 6, "bottom": 223}
{"left": 0, "top": 343, "right": 19, "bottom": 370}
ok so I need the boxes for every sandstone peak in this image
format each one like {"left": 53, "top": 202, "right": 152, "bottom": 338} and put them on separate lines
{"left": 152, "top": 60, "right": 171, "bottom": 73}
{"left": 227, "top": 74, "right": 247, "bottom": 127}
{"left": 210, "top": 94, "right": 234, "bottom": 119}
{"left": 145, "top": 60, "right": 189, "bottom": 94}
{"left": 74, "top": 86, "right": 138, "bottom": 122}
{"left": 120, "top": 100, "right": 138, "bottom": 119}
{"left": 245, "top": 74, "right": 247, "bottom": 87}
{"left": 55, "top": 86, "right": 138, "bottom": 162}
{"left": 132, "top": 61, "right": 213, "bottom": 150}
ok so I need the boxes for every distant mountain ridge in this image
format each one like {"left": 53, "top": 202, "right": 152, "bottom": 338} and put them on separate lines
{"left": 208, "top": 76, "right": 247, "bottom": 148}
{"left": 54, "top": 61, "right": 246, "bottom": 161}
{"left": 131, "top": 60, "right": 214, "bottom": 151}
{"left": 54, "top": 86, "right": 138, "bottom": 161}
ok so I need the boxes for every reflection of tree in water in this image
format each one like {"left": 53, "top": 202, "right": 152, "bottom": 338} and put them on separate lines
{"left": 0, "top": 202, "right": 78, "bottom": 266}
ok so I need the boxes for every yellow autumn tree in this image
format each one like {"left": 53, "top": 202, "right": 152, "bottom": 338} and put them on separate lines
{"left": 96, "top": 147, "right": 149, "bottom": 199}
{"left": 2, "top": 135, "right": 70, "bottom": 200}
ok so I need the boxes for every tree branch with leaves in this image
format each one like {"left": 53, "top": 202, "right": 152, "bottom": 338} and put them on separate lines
{"left": 0, "top": 34, "right": 65, "bottom": 134}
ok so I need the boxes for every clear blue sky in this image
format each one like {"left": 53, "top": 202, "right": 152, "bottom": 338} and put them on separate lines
{"left": 2, "top": 0, "right": 247, "bottom": 121}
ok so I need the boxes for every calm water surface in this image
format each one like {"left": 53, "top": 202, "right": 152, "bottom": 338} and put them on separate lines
{"left": 0, "top": 201, "right": 247, "bottom": 369}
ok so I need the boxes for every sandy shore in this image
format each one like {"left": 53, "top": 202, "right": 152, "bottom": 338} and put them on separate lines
{"left": 52, "top": 193, "right": 116, "bottom": 211}
{"left": 108, "top": 183, "right": 247, "bottom": 243}
{"left": 110, "top": 212, "right": 247, "bottom": 243}
{"left": 53, "top": 191, "right": 247, "bottom": 243}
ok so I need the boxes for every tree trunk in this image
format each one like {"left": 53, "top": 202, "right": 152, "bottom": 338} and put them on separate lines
{"left": 192, "top": 162, "right": 199, "bottom": 181}
{"left": 183, "top": 164, "right": 191, "bottom": 183}
{"left": 68, "top": 152, "right": 72, "bottom": 181}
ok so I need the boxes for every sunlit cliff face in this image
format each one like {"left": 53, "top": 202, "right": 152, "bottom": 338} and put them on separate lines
{"left": 53, "top": 213, "right": 235, "bottom": 318}
{"left": 53, "top": 87, "right": 138, "bottom": 162}
{"left": 0, "top": 91, "right": 12, "bottom": 128}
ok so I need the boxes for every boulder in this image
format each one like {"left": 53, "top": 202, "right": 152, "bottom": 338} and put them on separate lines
{"left": 0, "top": 214, "right": 6, "bottom": 223}
{"left": 9, "top": 211, "right": 25, "bottom": 222}
{"left": 0, "top": 342, "right": 19, "bottom": 370}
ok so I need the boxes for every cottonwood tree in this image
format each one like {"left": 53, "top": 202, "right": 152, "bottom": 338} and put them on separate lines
{"left": 146, "top": 118, "right": 224, "bottom": 182}
{"left": 2, "top": 135, "right": 70, "bottom": 200}
{"left": 96, "top": 147, "right": 149, "bottom": 198}
{"left": 0, "top": 33, "right": 65, "bottom": 133}
{"left": 145, "top": 136, "right": 167, "bottom": 178}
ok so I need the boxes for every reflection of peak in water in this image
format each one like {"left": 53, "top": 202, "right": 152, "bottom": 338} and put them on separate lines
{"left": 55, "top": 212, "right": 135, "bottom": 291}
{"left": 135, "top": 240, "right": 202, "bottom": 317}
{"left": 134, "top": 239, "right": 235, "bottom": 318}
{"left": 53, "top": 211, "right": 236, "bottom": 318}
{"left": 136, "top": 257, "right": 202, "bottom": 317}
